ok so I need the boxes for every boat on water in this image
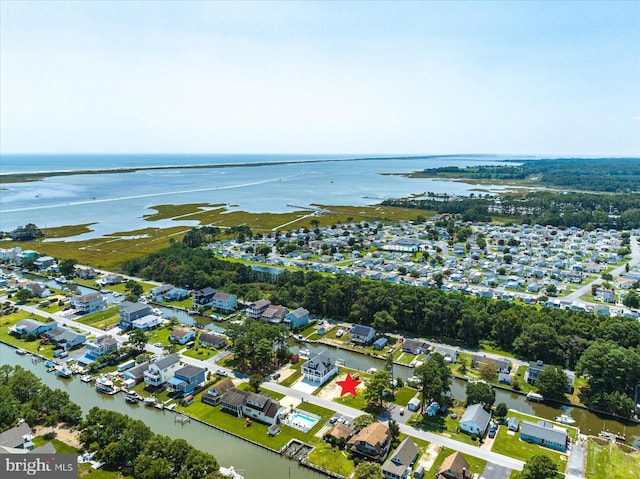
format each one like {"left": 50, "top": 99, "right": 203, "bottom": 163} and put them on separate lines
{"left": 143, "top": 396, "right": 157, "bottom": 406}
{"left": 125, "top": 391, "right": 142, "bottom": 403}
{"left": 554, "top": 414, "right": 576, "bottom": 425}
{"left": 526, "top": 391, "right": 544, "bottom": 402}
{"left": 599, "top": 431, "right": 626, "bottom": 442}
{"left": 55, "top": 276, "right": 67, "bottom": 284}
{"left": 15, "top": 348, "right": 28, "bottom": 355}
{"left": 218, "top": 466, "right": 245, "bottom": 479}
{"left": 80, "top": 374, "right": 94, "bottom": 383}
{"left": 95, "top": 376, "right": 117, "bottom": 394}
{"left": 55, "top": 365, "right": 73, "bottom": 378}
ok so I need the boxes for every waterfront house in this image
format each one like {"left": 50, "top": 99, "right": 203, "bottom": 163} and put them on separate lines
{"left": 198, "top": 332, "right": 227, "bottom": 349}
{"left": 401, "top": 339, "right": 430, "bottom": 355}
{"left": 149, "top": 284, "right": 174, "bottom": 301}
{"left": 79, "top": 335, "right": 118, "bottom": 365}
{"left": 122, "top": 361, "right": 150, "bottom": 385}
{"left": 96, "top": 273, "right": 123, "bottom": 286}
{"left": 328, "top": 423, "right": 353, "bottom": 442}
{"left": 144, "top": 353, "right": 181, "bottom": 387}
{"left": 169, "top": 328, "right": 196, "bottom": 345}
{"left": 194, "top": 287, "right": 217, "bottom": 307}
{"left": 302, "top": 351, "right": 338, "bottom": 385}
{"left": 471, "top": 355, "right": 511, "bottom": 374}
{"left": 247, "top": 299, "right": 271, "bottom": 319}
{"left": 433, "top": 345, "right": 458, "bottom": 363}
{"left": 202, "top": 377, "right": 235, "bottom": 406}
{"left": 498, "top": 373, "right": 513, "bottom": 385}
{"left": 22, "top": 281, "right": 51, "bottom": 298}
{"left": 436, "top": 451, "right": 470, "bottom": 479}
{"left": 0, "top": 422, "right": 34, "bottom": 450}
{"left": 459, "top": 403, "right": 491, "bottom": 436}
{"left": 44, "top": 327, "right": 86, "bottom": 350}
{"left": 75, "top": 266, "right": 97, "bottom": 279}
{"left": 71, "top": 292, "right": 106, "bottom": 314}
{"left": 9, "top": 319, "right": 57, "bottom": 337}
{"left": 261, "top": 304, "right": 288, "bottom": 324}
{"left": 348, "top": 422, "right": 392, "bottom": 462}
{"left": 164, "top": 287, "right": 190, "bottom": 302}
{"left": 219, "top": 388, "right": 285, "bottom": 426}
{"left": 382, "top": 437, "right": 418, "bottom": 479}
{"left": 119, "top": 301, "right": 152, "bottom": 330}
{"left": 519, "top": 420, "right": 568, "bottom": 452}
{"left": 212, "top": 291, "right": 237, "bottom": 312}
{"left": 349, "top": 324, "right": 376, "bottom": 346}
{"left": 373, "top": 337, "right": 389, "bottom": 351}
{"left": 525, "top": 360, "right": 573, "bottom": 392}
{"left": 33, "top": 256, "right": 55, "bottom": 271}
{"left": 167, "top": 365, "right": 206, "bottom": 397}
{"left": 284, "top": 307, "right": 310, "bottom": 329}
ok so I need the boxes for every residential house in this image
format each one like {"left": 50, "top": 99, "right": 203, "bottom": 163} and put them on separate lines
{"left": 520, "top": 420, "right": 568, "bottom": 452}
{"left": 284, "top": 307, "right": 310, "bottom": 330}
{"left": 349, "top": 325, "right": 376, "bottom": 346}
{"left": 71, "top": 292, "right": 106, "bottom": 314}
{"left": 525, "top": 360, "right": 573, "bottom": 392}
{"left": 122, "top": 361, "right": 150, "bottom": 385}
{"left": 22, "top": 282, "right": 51, "bottom": 298}
{"left": 97, "top": 273, "right": 123, "bottom": 286}
{"left": 202, "top": 377, "right": 236, "bottom": 406}
{"left": 433, "top": 345, "right": 458, "bottom": 363}
{"left": 401, "top": 339, "right": 430, "bottom": 355}
{"left": 79, "top": 335, "right": 118, "bottom": 365}
{"left": 373, "top": 337, "right": 389, "bottom": 350}
{"left": 472, "top": 355, "right": 511, "bottom": 374}
{"left": 459, "top": 403, "right": 491, "bottom": 436}
{"left": 75, "top": 267, "right": 97, "bottom": 279}
{"left": 167, "top": 365, "right": 207, "bottom": 397}
{"left": 219, "top": 388, "right": 285, "bottom": 426}
{"left": 194, "top": 287, "right": 217, "bottom": 307}
{"left": 165, "top": 287, "right": 190, "bottom": 302}
{"left": 436, "top": 452, "right": 471, "bottom": 479}
{"left": 149, "top": 284, "right": 173, "bottom": 301}
{"left": 131, "top": 315, "right": 163, "bottom": 331}
{"left": 0, "top": 422, "right": 34, "bottom": 450}
{"left": 43, "top": 326, "right": 86, "bottom": 350}
{"left": 33, "top": 256, "right": 55, "bottom": 271}
{"left": 212, "top": 291, "right": 237, "bottom": 313}
{"left": 8, "top": 319, "right": 57, "bottom": 337}
{"left": 261, "top": 305, "right": 288, "bottom": 324}
{"left": 382, "top": 437, "right": 418, "bottom": 479}
{"left": 247, "top": 299, "right": 271, "bottom": 319}
{"left": 348, "top": 422, "right": 392, "bottom": 462}
{"left": 144, "top": 353, "right": 181, "bottom": 387}
{"left": 507, "top": 417, "right": 520, "bottom": 432}
{"left": 119, "top": 301, "right": 152, "bottom": 330}
{"left": 302, "top": 351, "right": 338, "bottom": 385}
{"left": 199, "top": 332, "right": 227, "bottom": 349}
{"left": 169, "top": 328, "right": 196, "bottom": 345}
{"left": 328, "top": 423, "right": 353, "bottom": 442}
{"left": 498, "top": 373, "right": 513, "bottom": 385}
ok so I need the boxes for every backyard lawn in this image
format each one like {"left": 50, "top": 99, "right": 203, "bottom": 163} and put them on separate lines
{"left": 585, "top": 437, "right": 640, "bottom": 479}
{"left": 75, "top": 307, "right": 121, "bottom": 330}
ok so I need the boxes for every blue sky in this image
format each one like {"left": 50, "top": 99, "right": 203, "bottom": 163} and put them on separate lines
{"left": 1, "top": 1, "right": 638, "bottom": 155}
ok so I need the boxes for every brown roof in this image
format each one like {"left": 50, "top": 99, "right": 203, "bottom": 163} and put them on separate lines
{"left": 212, "top": 377, "right": 235, "bottom": 396}
{"left": 348, "top": 422, "right": 390, "bottom": 448}
{"left": 330, "top": 423, "right": 353, "bottom": 440}
{"left": 437, "top": 452, "right": 470, "bottom": 479}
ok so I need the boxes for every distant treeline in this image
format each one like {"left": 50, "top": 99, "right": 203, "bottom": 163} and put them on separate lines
{"left": 383, "top": 191, "right": 640, "bottom": 230}
{"left": 122, "top": 243, "right": 640, "bottom": 415}
{"left": 421, "top": 158, "right": 640, "bottom": 193}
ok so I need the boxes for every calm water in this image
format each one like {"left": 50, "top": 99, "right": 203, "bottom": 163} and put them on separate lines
{"left": 0, "top": 154, "right": 518, "bottom": 237}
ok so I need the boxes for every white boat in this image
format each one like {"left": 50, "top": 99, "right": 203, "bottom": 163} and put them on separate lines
{"left": 96, "top": 375, "right": 117, "bottom": 394}
{"left": 80, "top": 374, "right": 94, "bottom": 383}
{"left": 55, "top": 276, "right": 67, "bottom": 284}
{"left": 219, "top": 466, "right": 245, "bottom": 479}
{"left": 125, "top": 391, "right": 142, "bottom": 403}
{"left": 554, "top": 414, "right": 576, "bottom": 425}
{"left": 55, "top": 365, "right": 72, "bottom": 378}
{"left": 143, "top": 396, "right": 157, "bottom": 406}
{"left": 526, "top": 391, "right": 544, "bottom": 402}
{"left": 15, "top": 348, "right": 27, "bottom": 355}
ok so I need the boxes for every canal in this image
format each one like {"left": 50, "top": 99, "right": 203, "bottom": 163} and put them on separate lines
{"left": 0, "top": 342, "right": 326, "bottom": 479}
{"left": 294, "top": 342, "right": 640, "bottom": 448}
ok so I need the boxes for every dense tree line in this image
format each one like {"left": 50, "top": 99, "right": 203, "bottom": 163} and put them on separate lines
{"left": 0, "top": 365, "right": 82, "bottom": 431}
{"left": 383, "top": 191, "right": 640, "bottom": 229}
{"left": 80, "top": 407, "right": 221, "bottom": 478}
{"left": 421, "top": 158, "right": 640, "bottom": 193}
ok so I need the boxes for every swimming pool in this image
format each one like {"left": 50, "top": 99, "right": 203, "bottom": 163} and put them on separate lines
{"left": 289, "top": 412, "right": 319, "bottom": 431}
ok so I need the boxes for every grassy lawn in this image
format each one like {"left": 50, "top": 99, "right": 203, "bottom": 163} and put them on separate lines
{"left": 478, "top": 341, "right": 517, "bottom": 359}
{"left": 75, "top": 307, "right": 121, "bottom": 330}
{"left": 392, "top": 386, "right": 418, "bottom": 406}
{"left": 146, "top": 326, "right": 174, "bottom": 346}
{"left": 0, "top": 311, "right": 59, "bottom": 357}
{"left": 408, "top": 401, "right": 482, "bottom": 447}
{"left": 427, "top": 447, "right": 487, "bottom": 477}
{"left": 585, "top": 437, "right": 640, "bottom": 479}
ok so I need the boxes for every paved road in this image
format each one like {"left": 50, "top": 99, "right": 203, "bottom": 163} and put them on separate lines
{"left": 263, "top": 381, "right": 525, "bottom": 471}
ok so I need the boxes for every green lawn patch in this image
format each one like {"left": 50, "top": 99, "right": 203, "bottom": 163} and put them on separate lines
{"left": 183, "top": 346, "right": 219, "bottom": 360}
{"left": 392, "top": 386, "right": 418, "bottom": 406}
{"left": 75, "top": 307, "right": 121, "bottom": 330}
{"left": 585, "top": 437, "right": 640, "bottom": 479}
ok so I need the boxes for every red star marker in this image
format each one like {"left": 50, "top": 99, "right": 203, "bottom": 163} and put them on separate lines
{"left": 336, "top": 373, "right": 361, "bottom": 397}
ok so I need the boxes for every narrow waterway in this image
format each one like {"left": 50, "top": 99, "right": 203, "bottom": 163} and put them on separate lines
{"left": 294, "top": 342, "right": 640, "bottom": 448}
{"left": 0, "top": 343, "right": 326, "bottom": 479}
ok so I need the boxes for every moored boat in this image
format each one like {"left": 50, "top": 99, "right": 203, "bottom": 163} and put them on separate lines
{"left": 219, "top": 466, "right": 244, "bottom": 479}
{"left": 96, "top": 375, "right": 117, "bottom": 394}
{"left": 55, "top": 365, "right": 73, "bottom": 378}
{"left": 15, "top": 348, "right": 27, "bottom": 355}
{"left": 125, "top": 391, "right": 142, "bottom": 403}
{"left": 143, "top": 396, "right": 157, "bottom": 406}
{"left": 554, "top": 414, "right": 576, "bottom": 425}
{"left": 80, "top": 374, "right": 94, "bottom": 383}
{"left": 526, "top": 391, "right": 544, "bottom": 402}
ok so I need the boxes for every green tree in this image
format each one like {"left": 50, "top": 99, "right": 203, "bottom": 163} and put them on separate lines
{"left": 249, "top": 374, "right": 263, "bottom": 392}
{"left": 128, "top": 328, "right": 149, "bottom": 351}
{"left": 494, "top": 402, "right": 508, "bottom": 419}
{"left": 59, "top": 258, "right": 76, "bottom": 277}
{"left": 125, "top": 279, "right": 144, "bottom": 296}
{"left": 414, "top": 353, "right": 451, "bottom": 413}
{"left": 353, "top": 461, "right": 383, "bottom": 479}
{"left": 622, "top": 290, "right": 640, "bottom": 309}
{"left": 352, "top": 414, "right": 376, "bottom": 432}
{"left": 372, "top": 310, "right": 397, "bottom": 331}
{"left": 536, "top": 366, "right": 568, "bottom": 400}
{"left": 465, "top": 382, "right": 495, "bottom": 410}
{"left": 520, "top": 454, "right": 560, "bottom": 479}
{"left": 15, "top": 288, "right": 33, "bottom": 303}
{"left": 364, "top": 370, "right": 390, "bottom": 409}
{"left": 478, "top": 362, "right": 498, "bottom": 382}
{"left": 388, "top": 419, "right": 400, "bottom": 439}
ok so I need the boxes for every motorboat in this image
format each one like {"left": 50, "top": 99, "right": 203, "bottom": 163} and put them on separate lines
{"left": 143, "top": 396, "right": 157, "bottom": 406}
{"left": 554, "top": 414, "right": 576, "bottom": 425}
{"left": 96, "top": 375, "right": 117, "bottom": 394}
{"left": 55, "top": 365, "right": 73, "bottom": 378}
{"left": 125, "top": 391, "right": 142, "bottom": 403}
{"left": 219, "top": 466, "right": 245, "bottom": 479}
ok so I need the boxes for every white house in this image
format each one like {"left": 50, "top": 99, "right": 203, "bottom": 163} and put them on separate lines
{"left": 302, "top": 351, "right": 338, "bottom": 385}
{"left": 212, "top": 291, "right": 237, "bottom": 312}
{"left": 459, "top": 403, "right": 491, "bottom": 436}
{"left": 144, "top": 354, "right": 181, "bottom": 387}
{"left": 71, "top": 292, "right": 106, "bottom": 314}
{"left": 247, "top": 299, "right": 271, "bottom": 319}
{"left": 349, "top": 325, "right": 376, "bottom": 346}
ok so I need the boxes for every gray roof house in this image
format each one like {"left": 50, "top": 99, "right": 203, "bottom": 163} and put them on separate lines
{"left": 302, "top": 351, "right": 338, "bottom": 385}
{"left": 520, "top": 420, "right": 568, "bottom": 452}
{"left": 382, "top": 437, "right": 418, "bottom": 479}
{"left": 0, "top": 422, "right": 33, "bottom": 450}
{"left": 349, "top": 324, "right": 376, "bottom": 345}
{"left": 459, "top": 403, "right": 491, "bottom": 436}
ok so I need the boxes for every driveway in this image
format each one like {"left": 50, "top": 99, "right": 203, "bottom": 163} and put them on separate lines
{"left": 480, "top": 462, "right": 512, "bottom": 479}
